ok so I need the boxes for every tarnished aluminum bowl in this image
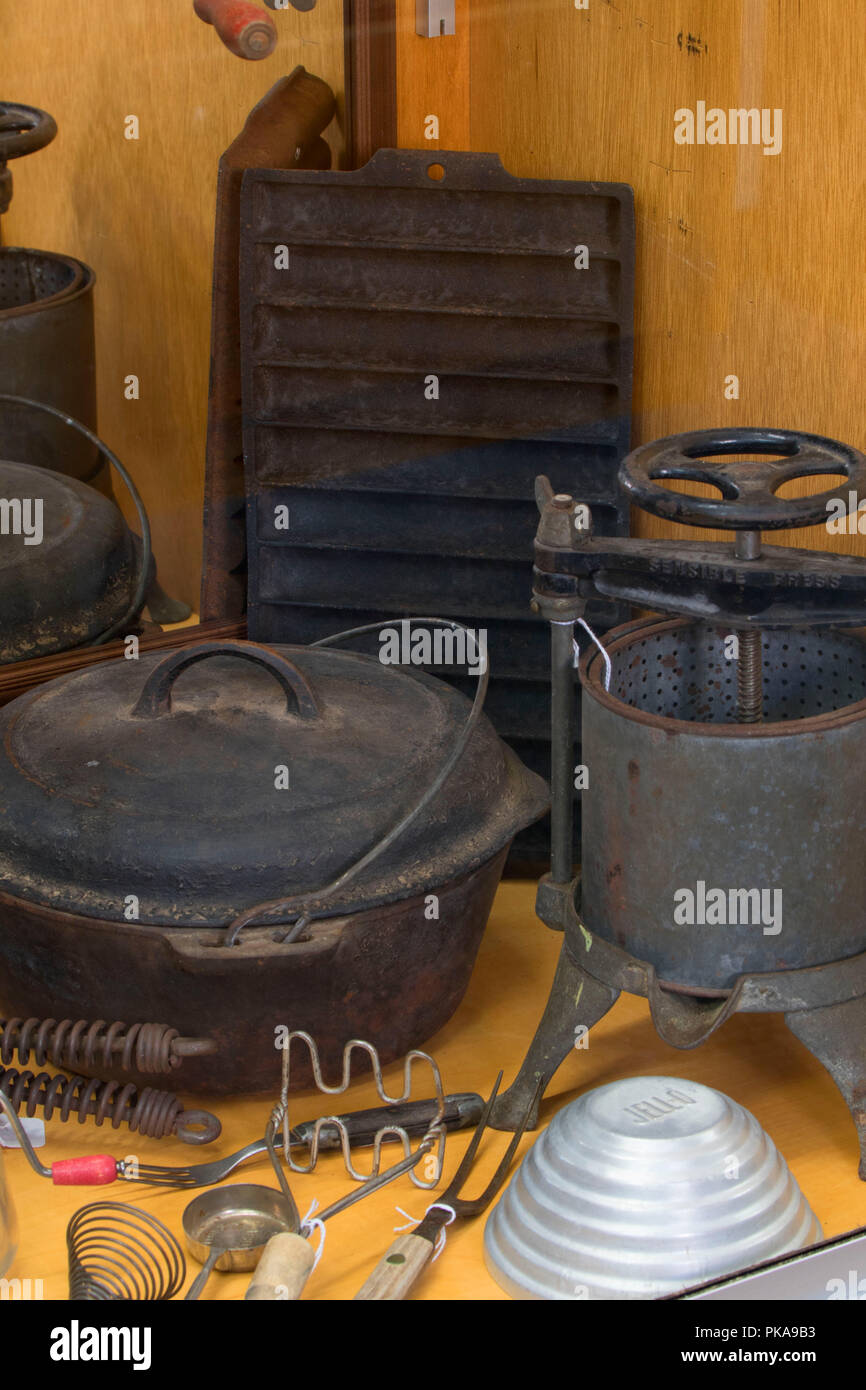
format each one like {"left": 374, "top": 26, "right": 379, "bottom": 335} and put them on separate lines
{"left": 485, "top": 1076, "right": 821, "bottom": 1300}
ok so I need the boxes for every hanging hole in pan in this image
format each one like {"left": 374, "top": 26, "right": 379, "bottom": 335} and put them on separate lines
{"left": 427, "top": 163, "right": 446, "bottom": 181}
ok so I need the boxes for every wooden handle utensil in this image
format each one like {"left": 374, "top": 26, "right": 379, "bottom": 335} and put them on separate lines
{"left": 245, "top": 1232, "right": 315, "bottom": 1300}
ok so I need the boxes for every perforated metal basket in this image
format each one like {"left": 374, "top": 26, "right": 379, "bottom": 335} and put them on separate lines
{"left": 607, "top": 621, "right": 866, "bottom": 723}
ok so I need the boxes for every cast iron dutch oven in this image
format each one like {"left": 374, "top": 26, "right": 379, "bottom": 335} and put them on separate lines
{"left": 0, "top": 635, "right": 548, "bottom": 1093}
{"left": 0, "top": 397, "right": 150, "bottom": 665}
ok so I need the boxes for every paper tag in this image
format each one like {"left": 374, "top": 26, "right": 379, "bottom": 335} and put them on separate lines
{"left": 0, "top": 1114, "right": 45, "bottom": 1149}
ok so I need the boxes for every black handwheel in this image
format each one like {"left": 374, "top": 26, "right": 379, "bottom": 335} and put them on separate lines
{"left": 619, "top": 427, "right": 866, "bottom": 531}
{"left": 0, "top": 103, "right": 57, "bottom": 162}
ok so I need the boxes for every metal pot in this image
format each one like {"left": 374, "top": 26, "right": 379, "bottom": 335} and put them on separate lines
{"left": 0, "top": 636, "right": 548, "bottom": 1092}
{"left": 0, "top": 399, "right": 151, "bottom": 665}
{"left": 0, "top": 105, "right": 99, "bottom": 486}
{"left": 0, "top": 459, "right": 139, "bottom": 664}
{"left": 580, "top": 616, "right": 866, "bottom": 991}
{"left": 0, "top": 250, "right": 101, "bottom": 485}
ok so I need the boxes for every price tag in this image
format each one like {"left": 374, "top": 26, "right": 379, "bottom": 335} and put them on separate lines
{"left": 0, "top": 1114, "right": 45, "bottom": 1149}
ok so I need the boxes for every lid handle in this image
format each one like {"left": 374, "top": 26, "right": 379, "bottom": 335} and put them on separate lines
{"left": 130, "top": 641, "right": 320, "bottom": 720}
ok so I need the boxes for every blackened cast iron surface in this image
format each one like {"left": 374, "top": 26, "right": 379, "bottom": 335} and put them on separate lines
{"left": 238, "top": 149, "right": 635, "bottom": 868}
{"left": 538, "top": 428, "right": 866, "bottom": 628}
{"left": 0, "top": 850, "right": 508, "bottom": 1096}
{"left": 0, "top": 460, "right": 138, "bottom": 665}
{"left": 0, "top": 617, "right": 245, "bottom": 709}
{"left": 0, "top": 102, "right": 56, "bottom": 219}
{"left": 0, "top": 104, "right": 100, "bottom": 483}
{"left": 0, "top": 251, "right": 101, "bottom": 486}
{"left": 0, "top": 396, "right": 152, "bottom": 664}
{"left": 0, "top": 641, "right": 546, "bottom": 922}
{"left": 0, "top": 101, "right": 186, "bottom": 627}
{"left": 0, "top": 639, "right": 547, "bottom": 1091}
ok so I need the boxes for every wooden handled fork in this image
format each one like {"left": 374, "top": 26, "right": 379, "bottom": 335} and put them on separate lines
{"left": 354, "top": 1072, "right": 541, "bottom": 1301}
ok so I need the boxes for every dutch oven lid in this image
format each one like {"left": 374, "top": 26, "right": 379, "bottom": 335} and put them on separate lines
{"left": 0, "top": 640, "right": 548, "bottom": 927}
{"left": 0, "top": 459, "right": 135, "bottom": 665}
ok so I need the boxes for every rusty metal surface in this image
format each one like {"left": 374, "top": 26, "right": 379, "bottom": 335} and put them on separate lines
{"left": 200, "top": 69, "right": 336, "bottom": 623}
{"left": 492, "top": 878, "right": 866, "bottom": 1174}
{"left": 238, "top": 149, "right": 634, "bottom": 867}
{"left": 495, "top": 429, "right": 866, "bottom": 1173}
{"left": 0, "top": 1018, "right": 215, "bottom": 1075}
{"left": 0, "top": 640, "right": 546, "bottom": 923}
{"left": 0, "top": 250, "right": 101, "bottom": 485}
{"left": 534, "top": 428, "right": 866, "bottom": 630}
{"left": 0, "top": 102, "right": 56, "bottom": 222}
{"left": 0, "top": 850, "right": 507, "bottom": 1094}
{"left": 0, "top": 616, "right": 245, "bottom": 709}
{"left": 0, "top": 460, "right": 137, "bottom": 665}
{"left": 0, "top": 1063, "right": 214, "bottom": 1142}
{"left": 579, "top": 618, "right": 866, "bottom": 989}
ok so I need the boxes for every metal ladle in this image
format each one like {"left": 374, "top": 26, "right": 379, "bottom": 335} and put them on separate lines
{"left": 185, "top": 1079, "right": 449, "bottom": 1300}
{"left": 183, "top": 1116, "right": 315, "bottom": 1301}
{"left": 183, "top": 1182, "right": 301, "bottom": 1301}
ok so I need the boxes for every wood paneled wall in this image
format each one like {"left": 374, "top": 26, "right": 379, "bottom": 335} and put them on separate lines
{"left": 398, "top": 0, "right": 866, "bottom": 553}
{"left": 4, "top": 2, "right": 864, "bottom": 608}
{"left": 0, "top": 1, "right": 345, "bottom": 607}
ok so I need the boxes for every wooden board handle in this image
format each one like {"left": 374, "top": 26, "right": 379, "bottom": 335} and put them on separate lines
{"left": 244, "top": 1232, "right": 315, "bottom": 1301}
{"left": 353, "top": 1233, "right": 435, "bottom": 1301}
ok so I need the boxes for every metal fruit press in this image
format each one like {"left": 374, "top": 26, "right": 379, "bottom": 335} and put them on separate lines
{"left": 492, "top": 426, "right": 866, "bottom": 1178}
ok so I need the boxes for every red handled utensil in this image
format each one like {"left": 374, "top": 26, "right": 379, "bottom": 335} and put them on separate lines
{"left": 193, "top": 0, "right": 277, "bottom": 59}
{"left": 0, "top": 1092, "right": 208, "bottom": 1186}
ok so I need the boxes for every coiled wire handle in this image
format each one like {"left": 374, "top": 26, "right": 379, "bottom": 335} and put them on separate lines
{"left": 0, "top": 1063, "right": 220, "bottom": 1144}
{"left": 0, "top": 1017, "right": 214, "bottom": 1075}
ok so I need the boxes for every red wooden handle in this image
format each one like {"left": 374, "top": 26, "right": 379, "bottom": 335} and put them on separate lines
{"left": 51, "top": 1155, "right": 118, "bottom": 1186}
{"left": 193, "top": 0, "right": 277, "bottom": 60}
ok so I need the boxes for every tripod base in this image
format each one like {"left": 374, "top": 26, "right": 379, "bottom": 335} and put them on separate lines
{"left": 492, "top": 922, "right": 866, "bottom": 1180}
{"left": 490, "top": 942, "right": 618, "bottom": 1131}
{"left": 786, "top": 995, "right": 866, "bottom": 1180}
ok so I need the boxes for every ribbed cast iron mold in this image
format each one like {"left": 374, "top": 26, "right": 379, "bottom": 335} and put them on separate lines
{"left": 238, "top": 149, "right": 635, "bottom": 869}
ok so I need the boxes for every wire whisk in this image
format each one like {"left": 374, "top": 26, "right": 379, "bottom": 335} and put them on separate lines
{"left": 276, "top": 1032, "right": 446, "bottom": 1188}
{"left": 67, "top": 1202, "right": 186, "bottom": 1301}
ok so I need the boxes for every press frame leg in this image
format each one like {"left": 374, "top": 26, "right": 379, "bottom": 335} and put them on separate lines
{"left": 786, "top": 994, "right": 866, "bottom": 1180}
{"left": 489, "top": 940, "right": 619, "bottom": 1131}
